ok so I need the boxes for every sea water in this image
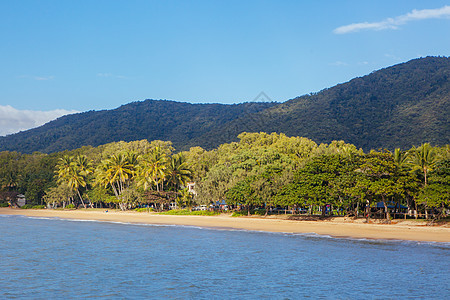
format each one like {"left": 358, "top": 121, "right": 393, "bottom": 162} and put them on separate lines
{"left": 0, "top": 214, "right": 449, "bottom": 299}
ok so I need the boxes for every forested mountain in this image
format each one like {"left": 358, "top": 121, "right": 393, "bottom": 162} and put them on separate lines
{"left": 0, "top": 56, "right": 448, "bottom": 153}
{"left": 0, "top": 101, "right": 277, "bottom": 153}
{"left": 188, "top": 56, "right": 450, "bottom": 151}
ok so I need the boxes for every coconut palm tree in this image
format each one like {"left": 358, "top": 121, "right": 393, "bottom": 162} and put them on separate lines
{"left": 177, "top": 188, "right": 194, "bottom": 211}
{"left": 393, "top": 148, "right": 409, "bottom": 171}
{"left": 165, "top": 153, "right": 192, "bottom": 191}
{"left": 96, "top": 152, "right": 136, "bottom": 198}
{"left": 138, "top": 147, "right": 167, "bottom": 192}
{"left": 55, "top": 155, "right": 89, "bottom": 208}
{"left": 408, "top": 143, "right": 437, "bottom": 186}
{"left": 55, "top": 155, "right": 75, "bottom": 180}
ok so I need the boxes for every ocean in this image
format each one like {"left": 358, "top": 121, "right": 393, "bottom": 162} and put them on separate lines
{"left": 0, "top": 214, "right": 449, "bottom": 299}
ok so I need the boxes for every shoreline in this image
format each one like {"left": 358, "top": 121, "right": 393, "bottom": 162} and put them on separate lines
{"left": 1, "top": 208, "right": 449, "bottom": 243}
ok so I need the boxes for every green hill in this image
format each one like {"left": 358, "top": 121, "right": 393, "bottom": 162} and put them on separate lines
{"left": 0, "top": 56, "right": 448, "bottom": 153}
{"left": 0, "top": 100, "right": 277, "bottom": 153}
{"left": 189, "top": 56, "right": 450, "bottom": 151}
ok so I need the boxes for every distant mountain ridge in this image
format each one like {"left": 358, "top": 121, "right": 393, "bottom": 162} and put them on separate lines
{"left": 0, "top": 100, "right": 277, "bottom": 153}
{"left": 0, "top": 56, "right": 448, "bottom": 153}
{"left": 188, "top": 56, "right": 450, "bottom": 150}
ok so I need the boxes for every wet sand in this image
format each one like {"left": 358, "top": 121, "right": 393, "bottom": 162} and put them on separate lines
{"left": 1, "top": 208, "right": 449, "bottom": 242}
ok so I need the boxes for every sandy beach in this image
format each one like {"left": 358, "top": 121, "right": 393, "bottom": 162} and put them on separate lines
{"left": 1, "top": 208, "right": 449, "bottom": 243}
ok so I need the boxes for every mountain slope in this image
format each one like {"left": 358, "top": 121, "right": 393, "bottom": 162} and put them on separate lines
{"left": 188, "top": 56, "right": 450, "bottom": 150}
{"left": 0, "top": 56, "right": 448, "bottom": 153}
{"left": 0, "top": 100, "right": 277, "bottom": 153}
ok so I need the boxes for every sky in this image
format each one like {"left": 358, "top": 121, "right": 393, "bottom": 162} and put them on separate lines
{"left": 1, "top": 0, "right": 449, "bottom": 136}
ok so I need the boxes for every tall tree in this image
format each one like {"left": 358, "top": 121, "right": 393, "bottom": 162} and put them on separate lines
{"left": 408, "top": 143, "right": 438, "bottom": 186}
{"left": 165, "top": 153, "right": 192, "bottom": 191}
{"left": 138, "top": 147, "right": 167, "bottom": 192}
{"left": 94, "top": 152, "right": 137, "bottom": 210}
{"left": 55, "top": 155, "right": 91, "bottom": 208}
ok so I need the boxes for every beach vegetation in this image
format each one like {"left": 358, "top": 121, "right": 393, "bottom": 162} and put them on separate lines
{"left": 135, "top": 207, "right": 154, "bottom": 212}
{"left": 0, "top": 133, "right": 448, "bottom": 221}
{"left": 158, "top": 209, "right": 220, "bottom": 216}
{"left": 19, "top": 204, "right": 34, "bottom": 209}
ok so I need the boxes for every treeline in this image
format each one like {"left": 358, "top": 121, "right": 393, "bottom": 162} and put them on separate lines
{"left": 0, "top": 133, "right": 448, "bottom": 219}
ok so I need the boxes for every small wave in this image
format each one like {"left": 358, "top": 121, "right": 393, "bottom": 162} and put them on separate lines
{"left": 27, "top": 216, "right": 57, "bottom": 221}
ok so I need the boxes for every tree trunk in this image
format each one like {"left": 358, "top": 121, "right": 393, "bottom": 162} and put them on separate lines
{"left": 77, "top": 190, "right": 87, "bottom": 209}
{"left": 383, "top": 202, "right": 390, "bottom": 221}
{"left": 365, "top": 200, "right": 370, "bottom": 223}
{"left": 414, "top": 200, "right": 418, "bottom": 219}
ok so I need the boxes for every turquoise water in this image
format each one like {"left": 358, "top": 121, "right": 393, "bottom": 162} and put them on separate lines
{"left": 0, "top": 214, "right": 449, "bottom": 299}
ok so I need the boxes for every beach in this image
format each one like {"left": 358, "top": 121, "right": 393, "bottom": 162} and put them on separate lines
{"left": 1, "top": 208, "right": 449, "bottom": 243}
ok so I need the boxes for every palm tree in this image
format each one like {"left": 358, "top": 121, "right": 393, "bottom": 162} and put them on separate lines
{"left": 177, "top": 188, "right": 194, "bottom": 211}
{"left": 55, "top": 155, "right": 74, "bottom": 180}
{"left": 66, "top": 167, "right": 88, "bottom": 209}
{"left": 393, "top": 148, "right": 409, "bottom": 171}
{"left": 166, "top": 153, "right": 192, "bottom": 191}
{"left": 75, "top": 155, "right": 93, "bottom": 177}
{"left": 96, "top": 152, "right": 136, "bottom": 198}
{"left": 138, "top": 147, "right": 167, "bottom": 192}
{"left": 408, "top": 143, "right": 437, "bottom": 186}
{"left": 55, "top": 155, "right": 90, "bottom": 208}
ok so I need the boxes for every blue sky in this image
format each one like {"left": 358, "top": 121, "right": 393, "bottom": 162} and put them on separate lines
{"left": 1, "top": 1, "right": 449, "bottom": 135}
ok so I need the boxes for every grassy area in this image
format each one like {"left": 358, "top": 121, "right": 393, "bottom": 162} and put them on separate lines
{"left": 135, "top": 207, "right": 155, "bottom": 212}
{"left": 158, "top": 209, "right": 221, "bottom": 216}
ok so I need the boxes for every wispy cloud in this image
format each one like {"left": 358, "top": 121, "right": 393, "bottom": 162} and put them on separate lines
{"left": 0, "top": 105, "right": 78, "bottom": 136}
{"left": 334, "top": 5, "right": 450, "bottom": 34}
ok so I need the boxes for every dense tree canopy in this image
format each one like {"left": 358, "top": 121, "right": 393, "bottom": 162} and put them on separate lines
{"left": 0, "top": 133, "right": 448, "bottom": 220}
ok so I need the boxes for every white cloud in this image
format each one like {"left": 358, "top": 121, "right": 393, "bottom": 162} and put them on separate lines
{"left": 334, "top": 5, "right": 450, "bottom": 34}
{"left": 0, "top": 105, "right": 78, "bottom": 136}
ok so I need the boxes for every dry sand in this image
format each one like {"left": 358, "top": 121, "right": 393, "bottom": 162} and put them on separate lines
{"left": 1, "top": 208, "right": 449, "bottom": 243}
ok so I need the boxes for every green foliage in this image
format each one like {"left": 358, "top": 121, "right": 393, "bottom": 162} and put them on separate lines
{"left": 158, "top": 209, "right": 220, "bottom": 216}
{"left": 65, "top": 204, "right": 75, "bottom": 209}
{"left": 20, "top": 204, "right": 34, "bottom": 209}
{"left": 32, "top": 205, "right": 45, "bottom": 209}
{"left": 135, "top": 207, "right": 154, "bottom": 212}
{"left": 231, "top": 211, "right": 249, "bottom": 217}
{"left": 0, "top": 202, "right": 8, "bottom": 207}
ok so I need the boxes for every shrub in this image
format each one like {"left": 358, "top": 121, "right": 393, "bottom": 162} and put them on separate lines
{"left": 0, "top": 202, "right": 9, "bottom": 207}
{"left": 32, "top": 205, "right": 45, "bottom": 209}
{"left": 231, "top": 211, "right": 248, "bottom": 217}
{"left": 135, "top": 207, "right": 154, "bottom": 212}
{"left": 253, "top": 209, "right": 266, "bottom": 215}
{"left": 65, "top": 204, "right": 75, "bottom": 209}
{"left": 20, "top": 204, "right": 34, "bottom": 209}
{"left": 159, "top": 209, "right": 220, "bottom": 216}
